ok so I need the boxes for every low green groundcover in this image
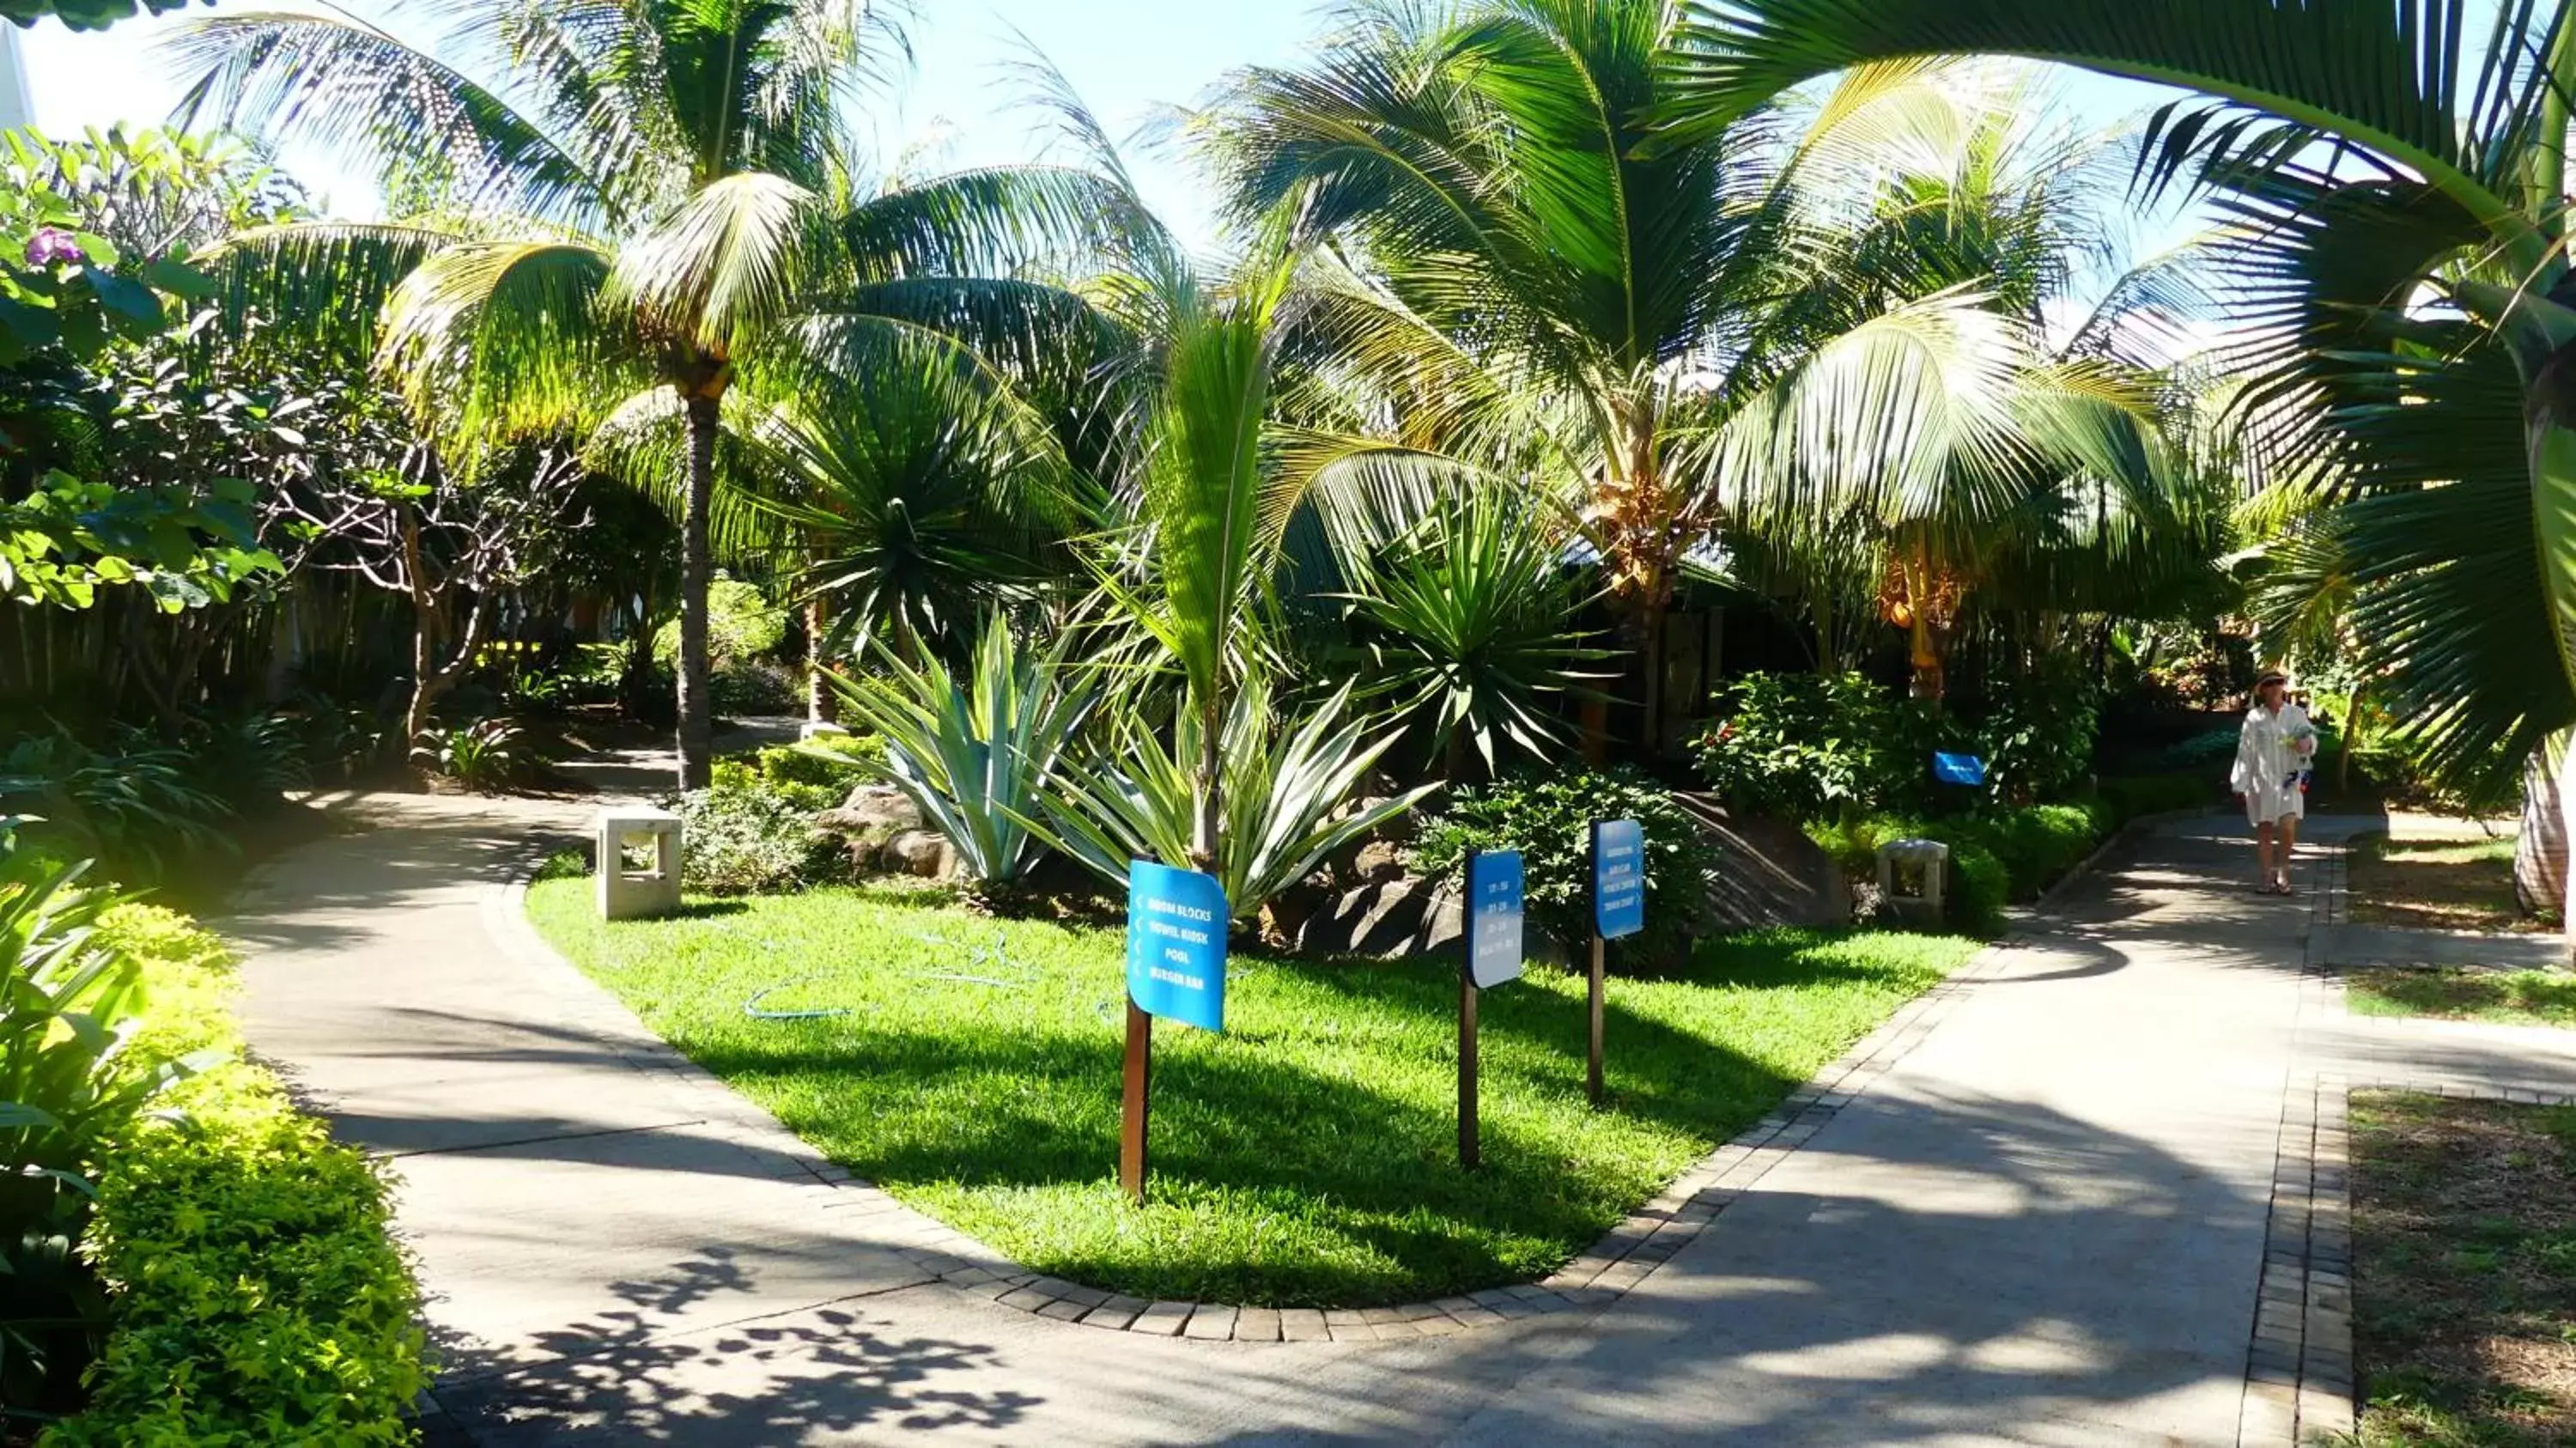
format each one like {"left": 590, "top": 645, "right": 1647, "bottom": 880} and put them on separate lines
{"left": 528, "top": 872, "right": 1977, "bottom": 1306}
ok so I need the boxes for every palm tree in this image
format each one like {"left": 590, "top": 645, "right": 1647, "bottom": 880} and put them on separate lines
{"left": 1662, "top": 0, "right": 2576, "bottom": 913}
{"left": 172, "top": 0, "right": 1120, "bottom": 784}
{"left": 1210, "top": 2, "right": 2160, "bottom": 747}
{"left": 1706, "top": 65, "right": 2217, "bottom": 700}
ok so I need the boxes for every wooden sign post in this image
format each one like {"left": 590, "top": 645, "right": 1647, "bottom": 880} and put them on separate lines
{"left": 1457, "top": 960, "right": 1479, "bottom": 1169}
{"left": 1120, "top": 1001, "right": 1151, "bottom": 1202}
{"left": 1121, "top": 861, "right": 1227, "bottom": 1204}
{"left": 1589, "top": 820, "right": 1645, "bottom": 1109}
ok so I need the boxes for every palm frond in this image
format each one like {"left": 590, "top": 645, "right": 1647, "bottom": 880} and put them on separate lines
{"left": 166, "top": 8, "right": 617, "bottom": 229}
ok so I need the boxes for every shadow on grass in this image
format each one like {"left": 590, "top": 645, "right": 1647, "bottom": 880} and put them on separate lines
{"left": 2350, "top": 967, "right": 2576, "bottom": 1026}
{"left": 677, "top": 936, "right": 1922, "bottom": 1306}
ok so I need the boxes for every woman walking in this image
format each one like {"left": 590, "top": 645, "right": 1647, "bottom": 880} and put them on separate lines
{"left": 2232, "top": 669, "right": 2318, "bottom": 895}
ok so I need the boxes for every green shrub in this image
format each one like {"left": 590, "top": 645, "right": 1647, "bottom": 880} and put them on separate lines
{"left": 58, "top": 1065, "right": 425, "bottom": 1447}
{"left": 667, "top": 780, "right": 849, "bottom": 895}
{"left": 27, "top": 900, "right": 424, "bottom": 1445}
{"left": 0, "top": 731, "right": 236, "bottom": 886}
{"left": 1692, "top": 671, "right": 1899, "bottom": 818}
{"left": 1971, "top": 661, "right": 2105, "bottom": 804}
{"left": 410, "top": 717, "right": 527, "bottom": 793}
{"left": 1411, "top": 767, "right": 1714, "bottom": 969}
{"left": 651, "top": 575, "right": 787, "bottom": 666}
{"left": 1806, "top": 801, "right": 2109, "bottom": 936}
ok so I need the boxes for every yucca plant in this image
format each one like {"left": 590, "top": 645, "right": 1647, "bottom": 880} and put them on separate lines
{"left": 1035, "top": 677, "right": 1437, "bottom": 922}
{"left": 1327, "top": 483, "right": 1609, "bottom": 781}
{"left": 828, "top": 618, "right": 1100, "bottom": 898}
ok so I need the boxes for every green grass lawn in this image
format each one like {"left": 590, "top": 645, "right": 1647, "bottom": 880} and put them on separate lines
{"left": 526, "top": 871, "right": 1977, "bottom": 1307}
{"left": 2351, "top": 1093, "right": 2576, "bottom": 1444}
{"left": 2348, "top": 969, "right": 2576, "bottom": 1029}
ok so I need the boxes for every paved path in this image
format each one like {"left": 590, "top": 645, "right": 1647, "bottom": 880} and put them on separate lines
{"left": 216, "top": 802, "right": 2562, "bottom": 1445}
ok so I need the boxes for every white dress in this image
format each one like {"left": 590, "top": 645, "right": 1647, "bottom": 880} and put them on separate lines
{"left": 2231, "top": 703, "right": 2314, "bottom": 827}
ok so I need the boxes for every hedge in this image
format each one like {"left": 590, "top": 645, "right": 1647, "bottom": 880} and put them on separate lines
{"left": 1807, "top": 774, "right": 2216, "bottom": 936}
{"left": 45, "top": 905, "right": 425, "bottom": 1447}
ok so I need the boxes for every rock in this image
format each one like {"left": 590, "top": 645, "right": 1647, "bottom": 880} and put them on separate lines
{"left": 881, "top": 829, "right": 957, "bottom": 879}
{"left": 822, "top": 786, "right": 922, "bottom": 833}
{"left": 1351, "top": 839, "right": 1407, "bottom": 885}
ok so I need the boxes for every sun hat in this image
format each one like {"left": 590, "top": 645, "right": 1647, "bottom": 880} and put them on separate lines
{"left": 2257, "top": 668, "right": 2289, "bottom": 686}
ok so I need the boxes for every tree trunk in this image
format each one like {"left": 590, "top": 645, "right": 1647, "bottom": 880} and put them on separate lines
{"left": 2519, "top": 731, "right": 2571, "bottom": 923}
{"left": 805, "top": 595, "right": 837, "bottom": 726}
{"left": 1190, "top": 696, "right": 1222, "bottom": 877}
{"left": 676, "top": 391, "right": 720, "bottom": 789}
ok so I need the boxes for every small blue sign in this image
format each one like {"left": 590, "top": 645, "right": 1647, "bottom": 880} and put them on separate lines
{"left": 1467, "top": 849, "right": 1526, "bottom": 989}
{"left": 1592, "top": 819, "right": 1646, "bottom": 940}
{"left": 1933, "top": 751, "right": 1988, "bottom": 788}
{"left": 1126, "top": 861, "right": 1227, "bottom": 1031}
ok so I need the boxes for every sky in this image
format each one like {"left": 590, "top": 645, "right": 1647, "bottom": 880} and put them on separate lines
{"left": 14, "top": 0, "right": 1325, "bottom": 248}
{"left": 13, "top": 0, "right": 2201, "bottom": 262}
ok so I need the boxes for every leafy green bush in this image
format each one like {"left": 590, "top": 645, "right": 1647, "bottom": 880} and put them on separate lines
{"left": 1807, "top": 801, "right": 2109, "bottom": 936}
{"left": 0, "top": 855, "right": 197, "bottom": 1415}
{"left": 1411, "top": 766, "right": 1714, "bottom": 969}
{"left": 706, "top": 739, "right": 886, "bottom": 815}
{"left": 651, "top": 575, "right": 787, "bottom": 666}
{"left": 713, "top": 657, "right": 801, "bottom": 715}
{"left": 1972, "top": 662, "right": 2105, "bottom": 804}
{"left": 0, "top": 731, "right": 235, "bottom": 886}
{"left": 57, "top": 903, "right": 423, "bottom": 1446}
{"left": 1692, "top": 672, "right": 1898, "bottom": 819}
{"left": 667, "top": 781, "right": 849, "bottom": 895}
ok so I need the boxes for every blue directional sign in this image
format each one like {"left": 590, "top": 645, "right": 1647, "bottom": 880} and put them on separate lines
{"left": 1933, "top": 751, "right": 1988, "bottom": 788}
{"left": 1466, "top": 849, "right": 1526, "bottom": 989}
{"left": 1592, "top": 819, "right": 1646, "bottom": 940}
{"left": 1126, "top": 861, "right": 1228, "bottom": 1031}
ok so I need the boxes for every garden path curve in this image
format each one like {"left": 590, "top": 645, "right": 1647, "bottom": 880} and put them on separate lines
{"left": 222, "top": 794, "right": 2476, "bottom": 1445}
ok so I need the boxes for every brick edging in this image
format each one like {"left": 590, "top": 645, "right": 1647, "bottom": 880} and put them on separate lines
{"left": 489, "top": 855, "right": 2004, "bottom": 1342}
{"left": 2237, "top": 830, "right": 2360, "bottom": 1445}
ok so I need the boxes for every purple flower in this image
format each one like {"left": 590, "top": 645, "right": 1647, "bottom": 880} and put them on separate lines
{"left": 24, "top": 228, "right": 82, "bottom": 268}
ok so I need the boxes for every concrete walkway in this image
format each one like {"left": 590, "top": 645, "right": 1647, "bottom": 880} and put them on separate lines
{"left": 216, "top": 802, "right": 2553, "bottom": 1445}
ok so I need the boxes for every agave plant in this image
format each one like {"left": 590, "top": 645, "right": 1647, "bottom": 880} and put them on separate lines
{"left": 828, "top": 619, "right": 1100, "bottom": 892}
{"left": 1034, "top": 677, "right": 1437, "bottom": 922}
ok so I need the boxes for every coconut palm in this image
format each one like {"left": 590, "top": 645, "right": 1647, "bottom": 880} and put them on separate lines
{"left": 1664, "top": 0, "right": 2576, "bottom": 903}
{"left": 1210, "top": 1, "right": 2166, "bottom": 745}
{"left": 170, "top": 0, "right": 1123, "bottom": 784}
{"left": 1704, "top": 66, "right": 2219, "bottom": 698}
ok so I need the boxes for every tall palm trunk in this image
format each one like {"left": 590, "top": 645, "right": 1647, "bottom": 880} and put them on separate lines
{"left": 805, "top": 594, "right": 837, "bottom": 727}
{"left": 676, "top": 389, "right": 720, "bottom": 789}
{"left": 2519, "top": 731, "right": 2571, "bottom": 926}
{"left": 1190, "top": 693, "right": 1223, "bottom": 876}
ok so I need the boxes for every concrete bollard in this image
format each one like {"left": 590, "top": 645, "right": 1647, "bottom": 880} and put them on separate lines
{"left": 1875, "top": 838, "right": 1950, "bottom": 929}
{"left": 596, "top": 806, "right": 683, "bottom": 920}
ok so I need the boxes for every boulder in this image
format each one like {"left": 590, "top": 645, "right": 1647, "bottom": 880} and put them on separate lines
{"left": 820, "top": 785, "right": 922, "bottom": 833}
{"left": 881, "top": 829, "right": 957, "bottom": 879}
